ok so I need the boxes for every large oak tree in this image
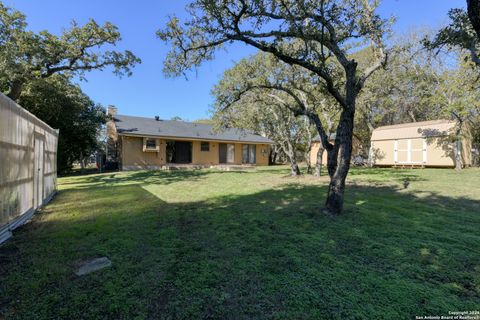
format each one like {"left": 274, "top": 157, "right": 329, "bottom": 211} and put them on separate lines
{"left": 158, "top": 0, "right": 391, "bottom": 214}
{"left": 0, "top": 3, "right": 140, "bottom": 101}
{"left": 213, "top": 51, "right": 337, "bottom": 176}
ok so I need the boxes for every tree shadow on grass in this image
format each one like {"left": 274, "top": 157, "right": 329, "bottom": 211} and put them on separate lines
{"left": 347, "top": 167, "right": 427, "bottom": 182}
{"left": 58, "top": 169, "right": 245, "bottom": 190}
{"left": 0, "top": 181, "right": 479, "bottom": 319}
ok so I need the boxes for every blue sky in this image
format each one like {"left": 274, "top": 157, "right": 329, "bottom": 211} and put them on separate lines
{"left": 5, "top": 0, "right": 466, "bottom": 120}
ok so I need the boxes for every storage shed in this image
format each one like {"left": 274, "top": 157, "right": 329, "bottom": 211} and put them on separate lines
{"left": 370, "top": 119, "right": 471, "bottom": 167}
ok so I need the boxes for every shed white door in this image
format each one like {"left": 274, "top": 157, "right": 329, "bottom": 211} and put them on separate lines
{"left": 394, "top": 138, "right": 426, "bottom": 164}
{"left": 410, "top": 138, "right": 424, "bottom": 163}
{"left": 33, "top": 136, "right": 45, "bottom": 209}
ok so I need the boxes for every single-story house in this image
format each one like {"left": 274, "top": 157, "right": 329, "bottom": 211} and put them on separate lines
{"left": 106, "top": 107, "right": 273, "bottom": 170}
{"left": 370, "top": 119, "right": 472, "bottom": 167}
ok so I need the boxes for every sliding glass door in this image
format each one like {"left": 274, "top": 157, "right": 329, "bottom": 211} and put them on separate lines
{"left": 242, "top": 144, "right": 256, "bottom": 164}
{"left": 219, "top": 143, "right": 235, "bottom": 164}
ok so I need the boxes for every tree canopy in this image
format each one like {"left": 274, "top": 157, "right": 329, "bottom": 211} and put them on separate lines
{"left": 0, "top": 2, "right": 136, "bottom": 173}
{"left": 424, "top": 0, "right": 480, "bottom": 67}
{"left": 159, "top": 0, "right": 392, "bottom": 214}
{"left": 0, "top": 2, "right": 140, "bottom": 101}
{"left": 18, "top": 76, "right": 107, "bottom": 173}
{"left": 212, "top": 51, "right": 337, "bottom": 175}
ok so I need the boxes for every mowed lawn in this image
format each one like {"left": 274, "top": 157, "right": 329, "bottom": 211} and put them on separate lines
{"left": 1, "top": 167, "right": 479, "bottom": 319}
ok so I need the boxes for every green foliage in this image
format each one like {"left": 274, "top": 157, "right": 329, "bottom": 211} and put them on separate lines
{"left": 0, "top": 2, "right": 137, "bottom": 172}
{"left": 354, "top": 33, "right": 443, "bottom": 151}
{"left": 157, "top": 0, "right": 390, "bottom": 85}
{"left": 1, "top": 167, "right": 479, "bottom": 318}
{"left": 424, "top": 7, "right": 480, "bottom": 66}
{"left": 18, "top": 76, "right": 107, "bottom": 173}
{"left": 192, "top": 118, "right": 215, "bottom": 124}
{"left": 354, "top": 31, "right": 480, "bottom": 154}
{"left": 0, "top": 2, "right": 140, "bottom": 100}
{"left": 429, "top": 59, "right": 480, "bottom": 121}
{"left": 158, "top": 0, "right": 393, "bottom": 212}
{"left": 212, "top": 51, "right": 333, "bottom": 165}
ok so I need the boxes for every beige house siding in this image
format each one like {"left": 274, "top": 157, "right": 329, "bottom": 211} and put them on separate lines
{"left": 121, "top": 136, "right": 166, "bottom": 169}
{"left": 256, "top": 144, "right": 270, "bottom": 166}
{"left": 119, "top": 135, "right": 270, "bottom": 170}
{"left": 192, "top": 140, "right": 218, "bottom": 165}
{"left": 309, "top": 137, "right": 362, "bottom": 166}
{"left": 234, "top": 143, "right": 242, "bottom": 164}
{"left": 309, "top": 142, "right": 328, "bottom": 166}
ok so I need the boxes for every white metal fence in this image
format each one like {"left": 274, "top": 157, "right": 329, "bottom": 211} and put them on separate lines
{"left": 0, "top": 93, "right": 58, "bottom": 244}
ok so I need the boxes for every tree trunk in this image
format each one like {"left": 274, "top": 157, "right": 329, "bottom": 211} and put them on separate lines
{"left": 287, "top": 153, "right": 301, "bottom": 176}
{"left": 324, "top": 107, "right": 355, "bottom": 215}
{"left": 269, "top": 148, "right": 276, "bottom": 165}
{"left": 283, "top": 140, "right": 300, "bottom": 176}
{"left": 7, "top": 80, "right": 23, "bottom": 102}
{"left": 455, "top": 139, "right": 463, "bottom": 171}
{"left": 467, "top": 0, "right": 480, "bottom": 40}
{"left": 305, "top": 145, "right": 312, "bottom": 174}
{"left": 80, "top": 152, "right": 86, "bottom": 174}
{"left": 315, "top": 146, "right": 324, "bottom": 177}
{"left": 407, "top": 109, "right": 417, "bottom": 123}
{"left": 290, "top": 162, "right": 301, "bottom": 176}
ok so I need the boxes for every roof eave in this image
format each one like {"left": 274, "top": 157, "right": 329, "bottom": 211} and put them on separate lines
{"left": 117, "top": 132, "right": 274, "bottom": 144}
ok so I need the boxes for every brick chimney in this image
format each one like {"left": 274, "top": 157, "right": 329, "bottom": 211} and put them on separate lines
{"left": 107, "top": 105, "right": 118, "bottom": 116}
{"left": 106, "top": 105, "right": 118, "bottom": 162}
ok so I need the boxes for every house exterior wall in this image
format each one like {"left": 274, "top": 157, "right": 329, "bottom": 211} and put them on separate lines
{"left": 309, "top": 142, "right": 328, "bottom": 166}
{"left": 120, "top": 135, "right": 270, "bottom": 170}
{"left": 255, "top": 144, "right": 270, "bottom": 166}
{"left": 192, "top": 140, "right": 220, "bottom": 165}
{"left": 121, "top": 136, "right": 166, "bottom": 170}
{"left": 309, "top": 137, "right": 362, "bottom": 166}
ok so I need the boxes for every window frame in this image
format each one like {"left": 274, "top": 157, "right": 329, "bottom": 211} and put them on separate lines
{"left": 143, "top": 137, "right": 159, "bottom": 152}
{"left": 200, "top": 141, "right": 210, "bottom": 152}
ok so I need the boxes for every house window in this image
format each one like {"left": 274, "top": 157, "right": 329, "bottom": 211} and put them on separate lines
{"left": 145, "top": 138, "right": 157, "bottom": 149}
{"left": 201, "top": 141, "right": 210, "bottom": 152}
{"left": 242, "top": 144, "right": 256, "bottom": 164}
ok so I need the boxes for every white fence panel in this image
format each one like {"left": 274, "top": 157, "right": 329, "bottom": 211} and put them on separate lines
{"left": 0, "top": 92, "right": 58, "bottom": 244}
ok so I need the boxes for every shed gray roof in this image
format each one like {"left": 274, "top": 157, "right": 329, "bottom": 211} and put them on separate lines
{"left": 114, "top": 115, "right": 273, "bottom": 144}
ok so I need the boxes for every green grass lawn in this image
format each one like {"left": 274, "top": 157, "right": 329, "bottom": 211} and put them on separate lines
{"left": 1, "top": 166, "right": 479, "bottom": 319}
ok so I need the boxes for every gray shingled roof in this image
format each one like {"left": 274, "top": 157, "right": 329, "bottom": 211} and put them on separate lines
{"left": 114, "top": 115, "right": 273, "bottom": 144}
